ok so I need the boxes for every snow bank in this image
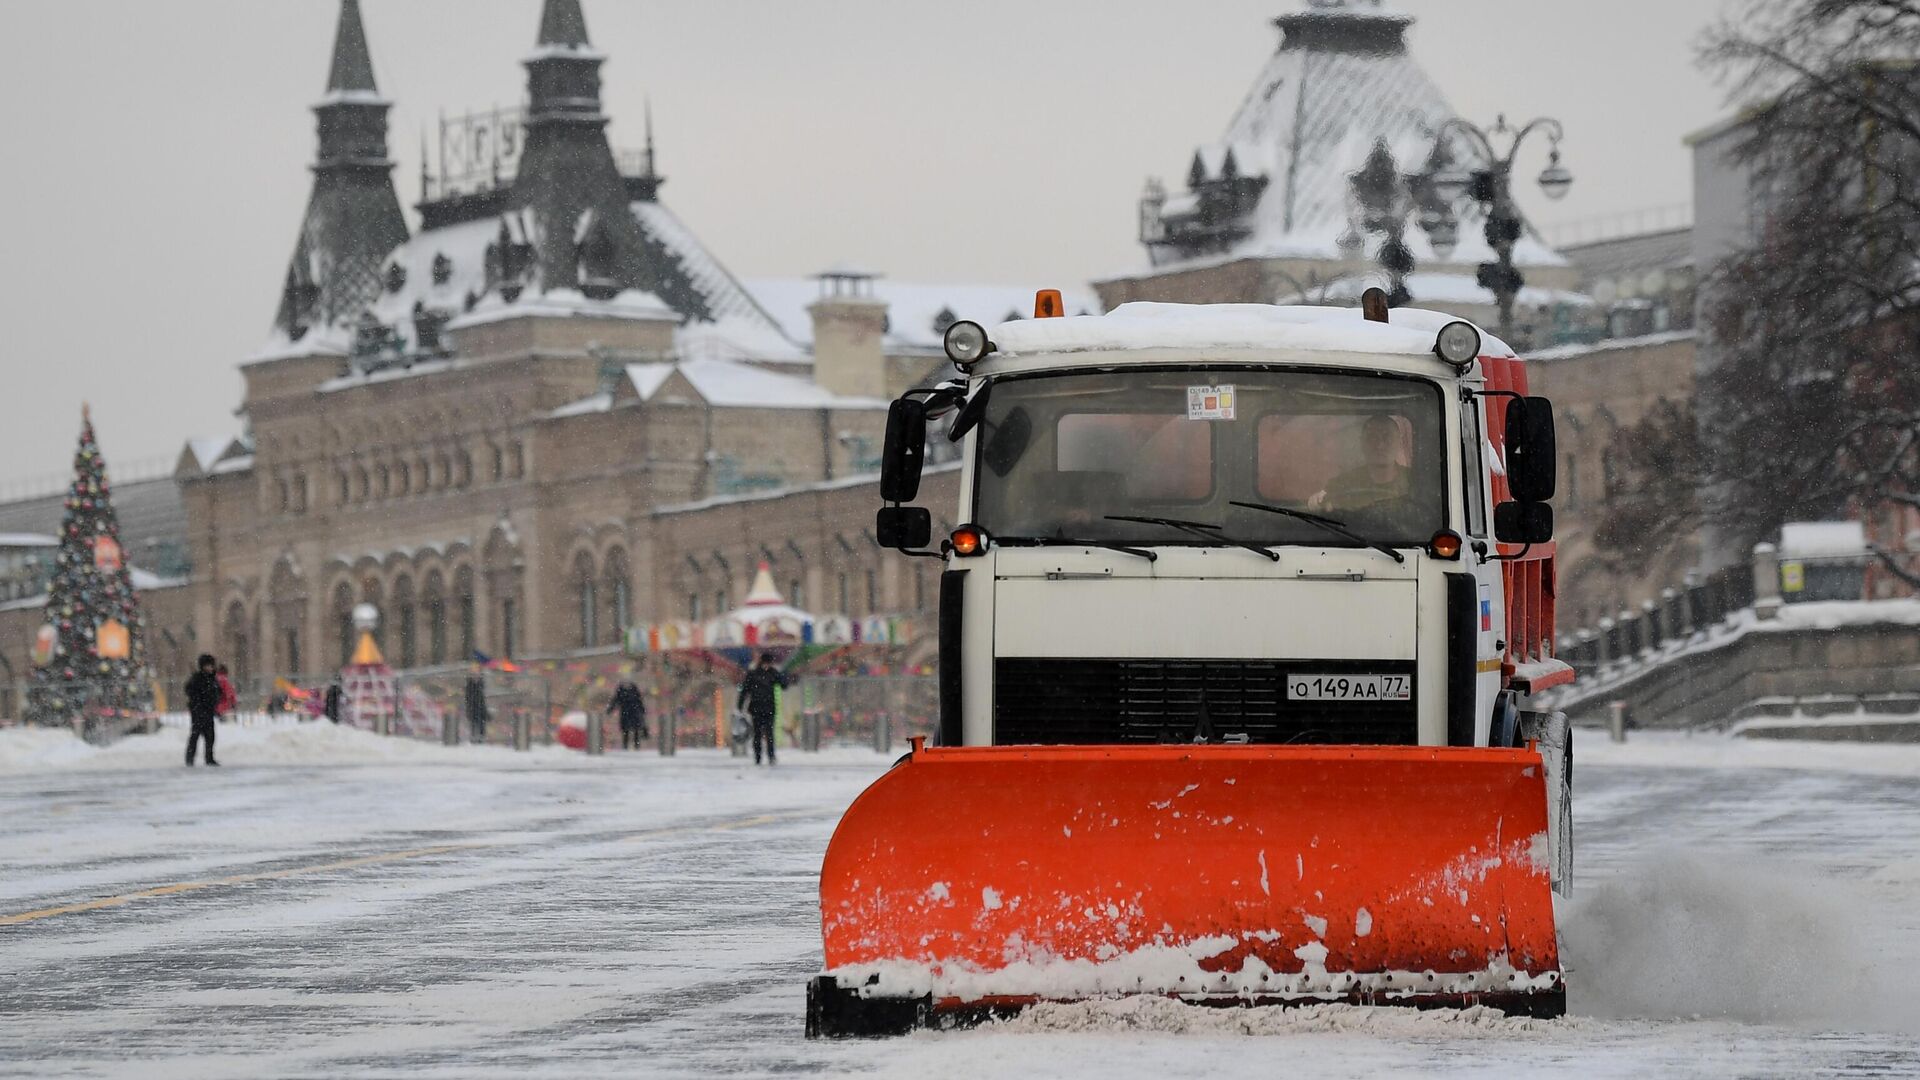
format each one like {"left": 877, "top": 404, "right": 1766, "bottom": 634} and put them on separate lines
{"left": 1564, "top": 853, "right": 1916, "bottom": 1033}
{"left": 0, "top": 722, "right": 575, "bottom": 774}
{"left": 0, "top": 723, "right": 899, "bottom": 775}
{"left": 993, "top": 996, "right": 1580, "bottom": 1037}
{"left": 1574, "top": 728, "right": 1920, "bottom": 777}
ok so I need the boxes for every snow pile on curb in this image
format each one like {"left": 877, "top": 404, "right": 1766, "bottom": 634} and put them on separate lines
{"left": 993, "top": 997, "right": 1578, "bottom": 1037}
{"left": 0, "top": 726, "right": 104, "bottom": 772}
{"left": 1574, "top": 728, "right": 1920, "bottom": 777}
{"left": 0, "top": 722, "right": 574, "bottom": 774}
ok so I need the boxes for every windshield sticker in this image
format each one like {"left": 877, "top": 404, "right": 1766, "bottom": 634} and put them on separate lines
{"left": 1187, "top": 385, "right": 1236, "bottom": 421}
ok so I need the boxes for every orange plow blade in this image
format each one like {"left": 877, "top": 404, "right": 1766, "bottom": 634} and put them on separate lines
{"left": 807, "top": 744, "right": 1562, "bottom": 1036}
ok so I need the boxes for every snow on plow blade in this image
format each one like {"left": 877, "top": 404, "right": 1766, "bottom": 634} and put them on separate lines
{"left": 807, "top": 743, "right": 1562, "bottom": 1037}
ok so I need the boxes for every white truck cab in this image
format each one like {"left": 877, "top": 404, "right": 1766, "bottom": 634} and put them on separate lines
{"left": 876, "top": 298, "right": 1571, "bottom": 753}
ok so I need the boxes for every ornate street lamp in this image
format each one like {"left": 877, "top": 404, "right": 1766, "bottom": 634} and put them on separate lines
{"left": 1414, "top": 115, "right": 1572, "bottom": 341}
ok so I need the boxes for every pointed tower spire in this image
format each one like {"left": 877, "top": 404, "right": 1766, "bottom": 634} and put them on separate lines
{"left": 325, "top": 0, "right": 379, "bottom": 96}
{"left": 537, "top": 0, "right": 592, "bottom": 48}
{"left": 271, "top": 0, "right": 410, "bottom": 344}
{"left": 525, "top": 0, "right": 607, "bottom": 124}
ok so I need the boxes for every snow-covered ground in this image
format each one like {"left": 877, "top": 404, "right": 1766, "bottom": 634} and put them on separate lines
{"left": 2, "top": 724, "right": 1918, "bottom": 1078}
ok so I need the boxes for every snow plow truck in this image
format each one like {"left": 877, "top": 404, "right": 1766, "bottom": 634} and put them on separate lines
{"left": 806, "top": 291, "right": 1575, "bottom": 1037}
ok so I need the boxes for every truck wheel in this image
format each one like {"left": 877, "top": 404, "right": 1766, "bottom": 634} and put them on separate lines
{"left": 1491, "top": 691, "right": 1522, "bottom": 748}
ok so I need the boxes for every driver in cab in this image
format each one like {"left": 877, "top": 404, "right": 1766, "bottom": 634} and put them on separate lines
{"left": 1308, "top": 414, "right": 1411, "bottom": 515}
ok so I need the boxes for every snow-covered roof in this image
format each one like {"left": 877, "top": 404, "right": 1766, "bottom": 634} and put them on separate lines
{"left": 987, "top": 302, "right": 1513, "bottom": 360}
{"left": 184, "top": 436, "right": 240, "bottom": 472}
{"left": 672, "top": 317, "right": 811, "bottom": 365}
{"left": 624, "top": 358, "right": 889, "bottom": 411}
{"left": 745, "top": 278, "right": 1103, "bottom": 355}
{"left": 1780, "top": 521, "right": 1869, "bottom": 560}
{"left": 1284, "top": 272, "right": 1594, "bottom": 310}
{"left": 0, "top": 532, "right": 56, "bottom": 549}
{"left": 1524, "top": 329, "right": 1696, "bottom": 363}
{"left": 629, "top": 200, "right": 791, "bottom": 336}
{"left": 547, "top": 392, "right": 613, "bottom": 420}
{"left": 317, "top": 358, "right": 457, "bottom": 395}
{"left": 1125, "top": 2, "right": 1565, "bottom": 277}
{"left": 445, "top": 286, "right": 675, "bottom": 332}
{"left": 0, "top": 566, "right": 186, "bottom": 613}
{"left": 260, "top": 196, "right": 797, "bottom": 365}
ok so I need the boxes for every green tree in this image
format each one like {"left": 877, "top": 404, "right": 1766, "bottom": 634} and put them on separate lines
{"left": 24, "top": 408, "right": 151, "bottom": 727}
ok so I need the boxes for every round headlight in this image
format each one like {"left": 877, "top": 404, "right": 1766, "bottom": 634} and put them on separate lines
{"left": 1434, "top": 320, "right": 1481, "bottom": 369}
{"left": 944, "top": 320, "right": 994, "bottom": 368}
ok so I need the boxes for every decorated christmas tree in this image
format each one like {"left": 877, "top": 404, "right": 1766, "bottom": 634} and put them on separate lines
{"left": 25, "top": 407, "right": 151, "bottom": 727}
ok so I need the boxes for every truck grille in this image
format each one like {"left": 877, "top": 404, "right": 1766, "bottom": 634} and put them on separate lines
{"left": 993, "top": 658, "right": 1418, "bottom": 746}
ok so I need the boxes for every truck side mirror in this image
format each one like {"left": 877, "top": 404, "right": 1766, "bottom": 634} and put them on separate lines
{"left": 875, "top": 506, "right": 932, "bottom": 550}
{"left": 1504, "top": 396, "right": 1556, "bottom": 503}
{"left": 880, "top": 399, "right": 928, "bottom": 503}
{"left": 1494, "top": 500, "right": 1554, "bottom": 545}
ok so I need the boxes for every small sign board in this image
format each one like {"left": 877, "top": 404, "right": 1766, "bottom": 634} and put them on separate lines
{"left": 1186, "top": 385, "right": 1236, "bottom": 421}
{"left": 1780, "top": 560, "right": 1806, "bottom": 593}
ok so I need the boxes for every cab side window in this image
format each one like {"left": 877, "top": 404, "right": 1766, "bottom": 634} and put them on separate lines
{"left": 1461, "top": 398, "right": 1489, "bottom": 538}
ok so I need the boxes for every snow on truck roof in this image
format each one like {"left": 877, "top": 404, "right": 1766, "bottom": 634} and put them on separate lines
{"left": 986, "top": 302, "right": 1515, "bottom": 361}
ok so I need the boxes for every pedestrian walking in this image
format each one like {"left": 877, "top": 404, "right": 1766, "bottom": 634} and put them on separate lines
{"left": 323, "top": 679, "right": 344, "bottom": 724}
{"left": 607, "top": 679, "right": 649, "bottom": 750}
{"left": 736, "top": 653, "right": 790, "bottom": 766}
{"left": 465, "top": 668, "right": 490, "bottom": 744}
{"left": 215, "top": 664, "right": 238, "bottom": 720}
{"left": 184, "top": 654, "right": 221, "bottom": 767}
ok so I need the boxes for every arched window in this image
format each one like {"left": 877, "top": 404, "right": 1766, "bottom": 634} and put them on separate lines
{"left": 436, "top": 455, "right": 452, "bottom": 490}
{"left": 396, "top": 461, "right": 411, "bottom": 497}
{"left": 605, "top": 550, "right": 632, "bottom": 636}
{"left": 223, "top": 600, "right": 251, "bottom": 690}
{"left": 333, "top": 582, "right": 355, "bottom": 666}
{"left": 376, "top": 464, "right": 390, "bottom": 498}
{"left": 492, "top": 445, "right": 505, "bottom": 482}
{"left": 837, "top": 572, "right": 850, "bottom": 613}
{"left": 354, "top": 467, "right": 370, "bottom": 502}
{"left": 510, "top": 442, "right": 526, "bottom": 478}
{"left": 457, "top": 450, "right": 473, "bottom": 489}
{"left": 866, "top": 569, "right": 879, "bottom": 612}
{"left": 574, "top": 552, "right": 599, "bottom": 647}
{"left": 789, "top": 578, "right": 804, "bottom": 609}
{"left": 337, "top": 471, "right": 350, "bottom": 506}
{"left": 276, "top": 479, "right": 290, "bottom": 512}
{"left": 455, "top": 566, "right": 477, "bottom": 659}
{"left": 393, "top": 576, "right": 416, "bottom": 669}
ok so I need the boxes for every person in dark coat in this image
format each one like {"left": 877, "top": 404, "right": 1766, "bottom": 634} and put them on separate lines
{"left": 464, "top": 670, "right": 490, "bottom": 743}
{"left": 184, "top": 654, "right": 222, "bottom": 767}
{"left": 323, "top": 679, "right": 344, "bottom": 724}
{"left": 607, "top": 680, "right": 649, "bottom": 749}
{"left": 736, "top": 654, "right": 790, "bottom": 766}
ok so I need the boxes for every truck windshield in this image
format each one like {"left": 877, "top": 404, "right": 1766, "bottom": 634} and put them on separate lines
{"left": 971, "top": 367, "right": 1447, "bottom": 547}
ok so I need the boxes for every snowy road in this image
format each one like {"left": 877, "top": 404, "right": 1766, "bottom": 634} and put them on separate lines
{"left": 3, "top": 725, "right": 1919, "bottom": 1079}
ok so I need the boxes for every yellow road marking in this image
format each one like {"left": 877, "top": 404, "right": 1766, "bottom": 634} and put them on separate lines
{"left": 623, "top": 807, "right": 840, "bottom": 841}
{"left": 0, "top": 843, "right": 486, "bottom": 927}
{"left": 4, "top": 807, "right": 842, "bottom": 927}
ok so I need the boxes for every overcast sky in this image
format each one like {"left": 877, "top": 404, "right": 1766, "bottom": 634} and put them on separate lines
{"left": 0, "top": 0, "right": 1733, "bottom": 491}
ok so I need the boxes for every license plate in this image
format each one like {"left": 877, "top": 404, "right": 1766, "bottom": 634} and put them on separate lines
{"left": 1287, "top": 674, "right": 1411, "bottom": 701}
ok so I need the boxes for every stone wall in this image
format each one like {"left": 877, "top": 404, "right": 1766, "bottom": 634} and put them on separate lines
{"left": 1524, "top": 332, "right": 1699, "bottom": 629}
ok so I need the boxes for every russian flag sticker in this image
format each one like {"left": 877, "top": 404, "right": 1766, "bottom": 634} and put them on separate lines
{"left": 1478, "top": 583, "right": 1493, "bottom": 632}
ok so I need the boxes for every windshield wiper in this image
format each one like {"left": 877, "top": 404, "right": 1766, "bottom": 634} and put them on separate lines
{"left": 1004, "top": 536, "right": 1158, "bottom": 561}
{"left": 1227, "top": 501, "right": 1406, "bottom": 564}
{"left": 1105, "top": 515, "right": 1280, "bottom": 562}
